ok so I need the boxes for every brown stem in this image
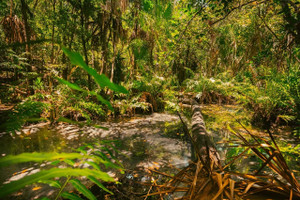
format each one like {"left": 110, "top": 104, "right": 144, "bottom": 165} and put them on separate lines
{"left": 10, "top": 0, "right": 13, "bottom": 17}
{"left": 51, "top": 0, "right": 56, "bottom": 63}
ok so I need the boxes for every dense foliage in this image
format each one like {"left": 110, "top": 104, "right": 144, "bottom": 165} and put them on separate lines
{"left": 1, "top": 0, "right": 299, "bottom": 129}
{"left": 0, "top": 0, "right": 299, "bottom": 198}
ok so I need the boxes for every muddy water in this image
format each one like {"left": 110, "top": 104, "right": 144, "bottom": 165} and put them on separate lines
{"left": 0, "top": 113, "right": 191, "bottom": 199}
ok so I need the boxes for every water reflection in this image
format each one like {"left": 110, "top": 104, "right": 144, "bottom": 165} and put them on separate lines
{"left": 0, "top": 107, "right": 299, "bottom": 199}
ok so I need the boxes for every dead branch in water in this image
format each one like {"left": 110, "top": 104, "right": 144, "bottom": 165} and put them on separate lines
{"left": 144, "top": 100, "right": 300, "bottom": 200}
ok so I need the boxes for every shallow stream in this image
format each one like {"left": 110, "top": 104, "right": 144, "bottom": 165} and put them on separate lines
{"left": 0, "top": 105, "right": 299, "bottom": 199}
{"left": 0, "top": 112, "right": 191, "bottom": 199}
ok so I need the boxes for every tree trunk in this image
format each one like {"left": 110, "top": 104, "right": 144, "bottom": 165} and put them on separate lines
{"left": 10, "top": 0, "right": 13, "bottom": 17}
{"left": 20, "top": 0, "right": 30, "bottom": 52}
{"left": 20, "top": 0, "right": 34, "bottom": 94}
{"left": 190, "top": 100, "right": 221, "bottom": 169}
{"left": 51, "top": 0, "right": 56, "bottom": 63}
{"left": 80, "top": 0, "right": 91, "bottom": 90}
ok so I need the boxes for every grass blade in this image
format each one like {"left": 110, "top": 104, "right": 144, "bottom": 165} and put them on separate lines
{"left": 87, "top": 175, "right": 113, "bottom": 195}
{"left": 0, "top": 168, "right": 114, "bottom": 198}
{"left": 38, "top": 180, "right": 61, "bottom": 188}
{"left": 0, "top": 152, "right": 84, "bottom": 167}
{"left": 61, "top": 192, "right": 84, "bottom": 200}
{"left": 70, "top": 179, "right": 96, "bottom": 200}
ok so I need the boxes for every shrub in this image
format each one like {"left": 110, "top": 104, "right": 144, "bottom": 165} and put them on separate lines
{"left": 5, "top": 100, "right": 47, "bottom": 133}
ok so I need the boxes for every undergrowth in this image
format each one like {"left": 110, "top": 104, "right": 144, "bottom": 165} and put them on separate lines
{"left": 184, "top": 66, "right": 300, "bottom": 128}
{"left": 0, "top": 48, "right": 128, "bottom": 199}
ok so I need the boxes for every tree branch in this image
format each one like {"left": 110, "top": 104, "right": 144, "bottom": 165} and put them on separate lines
{"left": 211, "top": 0, "right": 267, "bottom": 26}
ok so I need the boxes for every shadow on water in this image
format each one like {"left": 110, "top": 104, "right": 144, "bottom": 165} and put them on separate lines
{"left": 0, "top": 113, "right": 192, "bottom": 199}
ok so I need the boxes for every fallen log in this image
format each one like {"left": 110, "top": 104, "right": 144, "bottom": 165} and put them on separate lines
{"left": 146, "top": 98, "right": 300, "bottom": 200}
{"left": 178, "top": 99, "right": 221, "bottom": 170}
{"left": 190, "top": 100, "right": 221, "bottom": 169}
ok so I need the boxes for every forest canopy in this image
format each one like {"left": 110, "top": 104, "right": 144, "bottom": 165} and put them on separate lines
{"left": 1, "top": 0, "right": 299, "bottom": 127}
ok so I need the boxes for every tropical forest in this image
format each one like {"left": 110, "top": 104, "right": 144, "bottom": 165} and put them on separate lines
{"left": 0, "top": 0, "right": 299, "bottom": 199}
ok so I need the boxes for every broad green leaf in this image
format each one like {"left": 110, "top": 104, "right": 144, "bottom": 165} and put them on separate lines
{"left": 94, "top": 151, "right": 110, "bottom": 161}
{"left": 85, "top": 161, "right": 103, "bottom": 171}
{"left": 76, "top": 146, "right": 88, "bottom": 154}
{"left": 62, "top": 48, "right": 128, "bottom": 94}
{"left": 70, "top": 179, "right": 96, "bottom": 200}
{"left": 0, "top": 168, "right": 114, "bottom": 198}
{"left": 61, "top": 192, "right": 84, "bottom": 200}
{"left": 0, "top": 153, "right": 84, "bottom": 167}
{"left": 89, "top": 91, "right": 113, "bottom": 111}
{"left": 87, "top": 176, "right": 113, "bottom": 195}
{"left": 38, "top": 180, "right": 61, "bottom": 188}
{"left": 64, "top": 159, "right": 76, "bottom": 166}
{"left": 50, "top": 160, "right": 60, "bottom": 166}
{"left": 56, "top": 78, "right": 84, "bottom": 92}
{"left": 96, "top": 74, "right": 128, "bottom": 94}
{"left": 61, "top": 48, "right": 89, "bottom": 72}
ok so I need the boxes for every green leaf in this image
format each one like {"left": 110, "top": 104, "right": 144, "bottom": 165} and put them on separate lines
{"left": 56, "top": 77, "right": 84, "bottom": 92}
{"left": 142, "top": 0, "right": 153, "bottom": 12}
{"left": 62, "top": 48, "right": 128, "bottom": 94}
{"left": 61, "top": 192, "right": 84, "bottom": 200}
{"left": 89, "top": 91, "right": 113, "bottom": 111}
{"left": 90, "top": 154, "right": 121, "bottom": 170}
{"left": 96, "top": 74, "right": 128, "bottom": 94}
{"left": 50, "top": 160, "right": 60, "bottom": 166}
{"left": 0, "top": 152, "right": 84, "bottom": 167}
{"left": 56, "top": 79, "right": 113, "bottom": 110}
{"left": 76, "top": 146, "right": 88, "bottom": 154}
{"left": 64, "top": 159, "right": 76, "bottom": 166}
{"left": 163, "top": 3, "right": 172, "bottom": 20}
{"left": 61, "top": 48, "right": 88, "bottom": 72}
{"left": 85, "top": 161, "right": 101, "bottom": 171}
{"left": 0, "top": 168, "right": 114, "bottom": 198}
{"left": 70, "top": 179, "right": 96, "bottom": 200}
{"left": 38, "top": 180, "right": 61, "bottom": 188}
{"left": 87, "top": 176, "right": 113, "bottom": 195}
{"left": 94, "top": 151, "right": 110, "bottom": 161}
{"left": 278, "top": 115, "right": 296, "bottom": 123}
